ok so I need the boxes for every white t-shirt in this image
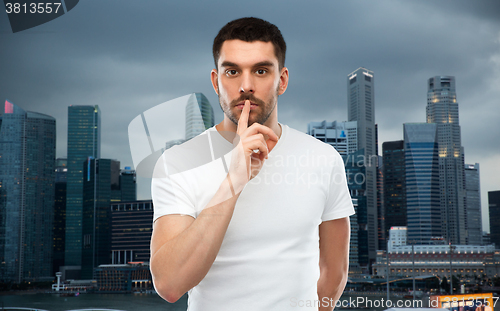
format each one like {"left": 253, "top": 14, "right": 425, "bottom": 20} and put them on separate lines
{"left": 152, "top": 124, "right": 355, "bottom": 311}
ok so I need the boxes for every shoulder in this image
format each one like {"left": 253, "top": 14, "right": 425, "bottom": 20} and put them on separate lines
{"left": 153, "top": 128, "right": 215, "bottom": 177}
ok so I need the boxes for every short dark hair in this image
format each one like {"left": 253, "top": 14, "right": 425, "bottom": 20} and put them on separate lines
{"left": 213, "top": 17, "right": 286, "bottom": 70}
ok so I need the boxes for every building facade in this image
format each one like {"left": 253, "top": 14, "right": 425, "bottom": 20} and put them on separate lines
{"left": 347, "top": 67, "right": 378, "bottom": 265}
{"left": 382, "top": 140, "right": 406, "bottom": 239}
{"left": 373, "top": 227, "right": 499, "bottom": 279}
{"left": 307, "top": 120, "right": 358, "bottom": 156}
{"left": 111, "top": 200, "right": 153, "bottom": 264}
{"left": 404, "top": 123, "right": 441, "bottom": 244}
{"left": 65, "top": 105, "right": 101, "bottom": 270}
{"left": 0, "top": 100, "right": 56, "bottom": 282}
{"left": 464, "top": 163, "right": 482, "bottom": 245}
{"left": 426, "top": 76, "right": 466, "bottom": 244}
{"left": 53, "top": 158, "right": 67, "bottom": 275}
{"left": 489, "top": 191, "right": 500, "bottom": 248}
{"left": 120, "top": 167, "right": 137, "bottom": 202}
{"left": 81, "top": 158, "right": 120, "bottom": 279}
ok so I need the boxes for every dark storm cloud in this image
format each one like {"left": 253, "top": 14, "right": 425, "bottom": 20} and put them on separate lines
{"left": 1, "top": 0, "right": 499, "bottom": 230}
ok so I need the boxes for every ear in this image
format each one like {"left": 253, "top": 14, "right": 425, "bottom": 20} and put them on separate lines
{"left": 278, "top": 67, "right": 289, "bottom": 95}
{"left": 211, "top": 69, "right": 219, "bottom": 95}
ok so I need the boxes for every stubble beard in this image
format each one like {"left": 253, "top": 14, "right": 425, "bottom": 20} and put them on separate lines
{"left": 218, "top": 83, "right": 279, "bottom": 127}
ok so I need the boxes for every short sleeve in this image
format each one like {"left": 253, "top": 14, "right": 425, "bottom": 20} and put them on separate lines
{"left": 151, "top": 151, "right": 197, "bottom": 222}
{"left": 321, "top": 150, "right": 355, "bottom": 222}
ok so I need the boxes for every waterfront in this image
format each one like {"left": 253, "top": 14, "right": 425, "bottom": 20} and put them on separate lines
{"left": 0, "top": 293, "right": 187, "bottom": 311}
{"left": 0, "top": 292, "right": 432, "bottom": 311}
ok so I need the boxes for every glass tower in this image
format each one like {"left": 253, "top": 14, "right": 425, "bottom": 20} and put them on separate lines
{"left": 382, "top": 140, "right": 407, "bottom": 238}
{"left": 347, "top": 67, "right": 377, "bottom": 264}
{"left": 185, "top": 93, "right": 214, "bottom": 140}
{"left": 53, "top": 158, "right": 67, "bottom": 275}
{"left": 464, "top": 163, "right": 482, "bottom": 245}
{"left": 0, "top": 100, "right": 56, "bottom": 282}
{"left": 65, "top": 106, "right": 101, "bottom": 268}
{"left": 489, "top": 191, "right": 500, "bottom": 248}
{"left": 81, "top": 158, "right": 120, "bottom": 279}
{"left": 426, "top": 76, "right": 466, "bottom": 244}
{"left": 404, "top": 123, "right": 441, "bottom": 244}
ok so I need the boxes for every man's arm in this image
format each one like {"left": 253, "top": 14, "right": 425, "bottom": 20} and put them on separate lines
{"left": 317, "top": 216, "right": 351, "bottom": 311}
{"left": 150, "top": 175, "right": 240, "bottom": 303}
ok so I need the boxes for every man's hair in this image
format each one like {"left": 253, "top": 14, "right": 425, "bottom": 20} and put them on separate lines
{"left": 213, "top": 17, "right": 286, "bottom": 70}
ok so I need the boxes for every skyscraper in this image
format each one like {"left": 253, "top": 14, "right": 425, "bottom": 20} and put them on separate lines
{"left": 347, "top": 67, "right": 377, "bottom": 264}
{"left": 404, "top": 123, "right": 441, "bottom": 244}
{"left": 185, "top": 93, "right": 214, "bottom": 140}
{"left": 120, "top": 167, "right": 137, "bottom": 202}
{"left": 426, "top": 76, "right": 466, "bottom": 244}
{"left": 0, "top": 100, "right": 56, "bottom": 282}
{"left": 464, "top": 163, "right": 482, "bottom": 245}
{"left": 53, "top": 158, "right": 68, "bottom": 275}
{"left": 65, "top": 105, "right": 101, "bottom": 271}
{"left": 489, "top": 191, "right": 500, "bottom": 248}
{"left": 81, "top": 158, "right": 120, "bottom": 279}
{"left": 382, "top": 140, "right": 406, "bottom": 238}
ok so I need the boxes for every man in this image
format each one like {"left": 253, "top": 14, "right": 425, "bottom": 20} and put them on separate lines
{"left": 150, "top": 17, "right": 354, "bottom": 310}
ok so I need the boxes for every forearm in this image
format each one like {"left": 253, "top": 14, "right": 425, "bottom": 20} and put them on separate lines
{"left": 151, "top": 175, "right": 242, "bottom": 302}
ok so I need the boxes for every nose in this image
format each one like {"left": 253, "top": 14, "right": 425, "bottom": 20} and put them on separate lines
{"left": 239, "top": 71, "right": 255, "bottom": 94}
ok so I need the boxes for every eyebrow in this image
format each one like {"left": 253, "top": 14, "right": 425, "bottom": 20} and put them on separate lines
{"left": 220, "top": 61, "right": 275, "bottom": 68}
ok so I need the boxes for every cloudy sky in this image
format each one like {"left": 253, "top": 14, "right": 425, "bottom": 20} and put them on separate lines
{"left": 1, "top": 1, "right": 499, "bottom": 232}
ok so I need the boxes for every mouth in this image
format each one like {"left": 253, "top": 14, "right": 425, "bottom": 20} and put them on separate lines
{"left": 235, "top": 101, "right": 258, "bottom": 110}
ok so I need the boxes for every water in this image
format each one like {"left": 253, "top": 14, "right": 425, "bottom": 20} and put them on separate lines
{"left": 0, "top": 293, "right": 187, "bottom": 311}
{"left": 0, "top": 291, "right": 460, "bottom": 311}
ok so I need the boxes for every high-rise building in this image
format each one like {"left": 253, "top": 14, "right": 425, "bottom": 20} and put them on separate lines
{"left": 382, "top": 140, "right": 406, "bottom": 238}
{"left": 376, "top": 155, "right": 385, "bottom": 250}
{"left": 81, "top": 158, "right": 120, "bottom": 279}
{"left": 426, "top": 76, "right": 466, "bottom": 244}
{"left": 120, "top": 167, "right": 136, "bottom": 202}
{"left": 404, "top": 123, "right": 441, "bottom": 244}
{"left": 111, "top": 200, "right": 153, "bottom": 264}
{"left": 53, "top": 158, "right": 68, "bottom": 275}
{"left": 343, "top": 150, "right": 365, "bottom": 268}
{"left": 347, "top": 67, "right": 377, "bottom": 264}
{"left": 65, "top": 105, "right": 101, "bottom": 272}
{"left": 464, "top": 163, "right": 482, "bottom": 245}
{"left": 185, "top": 93, "right": 214, "bottom": 140}
{"left": 307, "top": 120, "right": 358, "bottom": 156}
{"left": 0, "top": 100, "right": 56, "bottom": 282}
{"left": 81, "top": 159, "right": 138, "bottom": 278}
{"left": 489, "top": 191, "right": 500, "bottom": 248}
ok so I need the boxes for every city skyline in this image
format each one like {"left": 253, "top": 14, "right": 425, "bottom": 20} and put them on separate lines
{"left": 1, "top": 1, "right": 499, "bottom": 232}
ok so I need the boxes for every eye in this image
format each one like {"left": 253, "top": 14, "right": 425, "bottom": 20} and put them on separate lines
{"left": 256, "top": 69, "right": 267, "bottom": 75}
{"left": 225, "top": 69, "right": 238, "bottom": 76}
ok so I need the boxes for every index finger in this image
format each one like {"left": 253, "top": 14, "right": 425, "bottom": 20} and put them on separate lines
{"left": 237, "top": 100, "right": 251, "bottom": 135}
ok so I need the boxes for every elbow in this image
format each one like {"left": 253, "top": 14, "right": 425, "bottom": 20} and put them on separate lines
{"left": 151, "top": 262, "right": 186, "bottom": 303}
{"left": 153, "top": 277, "right": 185, "bottom": 303}
{"left": 318, "top": 268, "right": 349, "bottom": 298}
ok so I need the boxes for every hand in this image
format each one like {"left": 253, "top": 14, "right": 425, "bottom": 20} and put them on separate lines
{"left": 228, "top": 100, "right": 278, "bottom": 191}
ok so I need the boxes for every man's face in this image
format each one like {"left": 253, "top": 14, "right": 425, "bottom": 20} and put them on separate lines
{"left": 211, "top": 40, "right": 288, "bottom": 127}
